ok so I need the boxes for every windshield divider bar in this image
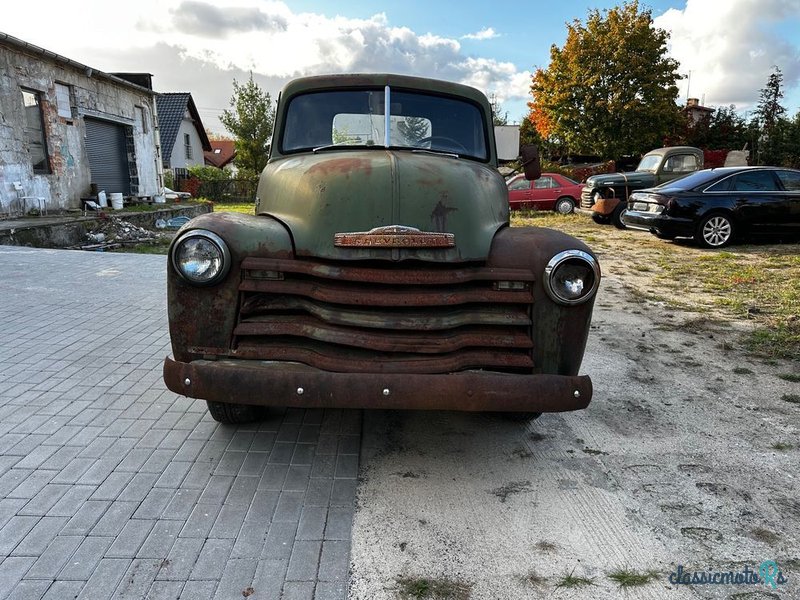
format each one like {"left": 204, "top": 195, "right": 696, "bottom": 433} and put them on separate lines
{"left": 384, "top": 86, "right": 391, "bottom": 148}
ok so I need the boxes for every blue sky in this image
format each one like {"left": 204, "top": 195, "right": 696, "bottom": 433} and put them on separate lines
{"left": 4, "top": 0, "right": 800, "bottom": 133}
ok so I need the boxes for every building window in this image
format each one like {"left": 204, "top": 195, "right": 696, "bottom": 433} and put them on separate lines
{"left": 55, "top": 82, "right": 73, "bottom": 119}
{"left": 21, "top": 88, "right": 50, "bottom": 174}
{"left": 184, "top": 133, "right": 193, "bottom": 160}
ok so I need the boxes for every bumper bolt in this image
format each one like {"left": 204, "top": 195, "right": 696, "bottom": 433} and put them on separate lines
{"left": 574, "top": 390, "right": 581, "bottom": 398}
{"left": 184, "top": 378, "right": 191, "bottom": 386}
{"left": 383, "top": 388, "right": 390, "bottom": 396}
{"left": 297, "top": 387, "right": 304, "bottom": 395}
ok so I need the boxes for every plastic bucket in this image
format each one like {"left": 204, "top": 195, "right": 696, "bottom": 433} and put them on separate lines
{"left": 110, "top": 193, "right": 124, "bottom": 210}
{"left": 97, "top": 190, "right": 107, "bottom": 207}
{"left": 153, "top": 194, "right": 166, "bottom": 204}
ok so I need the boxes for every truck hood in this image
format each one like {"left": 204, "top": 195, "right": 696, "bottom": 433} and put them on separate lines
{"left": 585, "top": 171, "right": 656, "bottom": 189}
{"left": 256, "top": 150, "right": 508, "bottom": 262}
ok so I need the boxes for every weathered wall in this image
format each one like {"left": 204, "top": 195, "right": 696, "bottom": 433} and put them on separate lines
{"left": 0, "top": 40, "right": 161, "bottom": 214}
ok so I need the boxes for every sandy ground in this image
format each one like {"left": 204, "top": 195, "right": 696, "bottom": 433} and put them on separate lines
{"left": 348, "top": 270, "right": 799, "bottom": 599}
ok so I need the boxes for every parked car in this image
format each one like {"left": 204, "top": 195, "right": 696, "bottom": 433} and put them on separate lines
{"left": 506, "top": 172, "right": 581, "bottom": 213}
{"left": 163, "top": 187, "right": 192, "bottom": 200}
{"left": 579, "top": 146, "right": 704, "bottom": 228}
{"left": 622, "top": 166, "right": 800, "bottom": 248}
{"left": 163, "top": 73, "right": 600, "bottom": 424}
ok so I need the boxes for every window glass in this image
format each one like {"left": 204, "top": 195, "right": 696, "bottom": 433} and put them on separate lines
{"left": 21, "top": 89, "right": 50, "bottom": 173}
{"left": 776, "top": 170, "right": 800, "bottom": 191}
{"left": 282, "top": 88, "right": 488, "bottom": 161}
{"left": 663, "top": 154, "right": 698, "bottom": 173}
{"left": 534, "top": 176, "right": 555, "bottom": 189}
{"left": 507, "top": 177, "right": 530, "bottom": 191}
{"left": 728, "top": 171, "right": 777, "bottom": 191}
{"left": 184, "top": 133, "right": 193, "bottom": 160}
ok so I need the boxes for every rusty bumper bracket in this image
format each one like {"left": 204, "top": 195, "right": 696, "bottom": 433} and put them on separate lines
{"left": 163, "top": 357, "right": 592, "bottom": 413}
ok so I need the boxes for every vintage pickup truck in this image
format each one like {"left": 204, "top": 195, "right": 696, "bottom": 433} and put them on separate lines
{"left": 579, "top": 146, "right": 704, "bottom": 228}
{"left": 163, "top": 74, "right": 601, "bottom": 423}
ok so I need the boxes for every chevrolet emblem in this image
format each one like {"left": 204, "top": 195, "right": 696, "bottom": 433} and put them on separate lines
{"left": 334, "top": 225, "right": 455, "bottom": 248}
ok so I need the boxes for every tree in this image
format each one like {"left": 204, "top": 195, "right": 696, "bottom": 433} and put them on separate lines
{"left": 397, "top": 116, "right": 430, "bottom": 144}
{"left": 755, "top": 67, "right": 787, "bottom": 134}
{"left": 529, "top": 1, "right": 682, "bottom": 159}
{"left": 220, "top": 73, "right": 275, "bottom": 176}
{"left": 489, "top": 94, "right": 508, "bottom": 126}
{"left": 683, "top": 105, "right": 748, "bottom": 151}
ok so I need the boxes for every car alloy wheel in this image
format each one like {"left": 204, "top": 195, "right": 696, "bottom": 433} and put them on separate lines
{"left": 698, "top": 214, "right": 733, "bottom": 248}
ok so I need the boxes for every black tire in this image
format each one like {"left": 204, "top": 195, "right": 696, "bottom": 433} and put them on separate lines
{"left": 695, "top": 212, "right": 735, "bottom": 248}
{"left": 206, "top": 400, "right": 259, "bottom": 424}
{"left": 611, "top": 204, "right": 627, "bottom": 229}
{"left": 592, "top": 213, "right": 610, "bottom": 224}
{"left": 554, "top": 197, "right": 575, "bottom": 215}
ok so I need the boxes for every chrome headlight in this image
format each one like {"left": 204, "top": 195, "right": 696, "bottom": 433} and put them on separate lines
{"left": 544, "top": 250, "right": 600, "bottom": 305}
{"left": 171, "top": 230, "right": 231, "bottom": 286}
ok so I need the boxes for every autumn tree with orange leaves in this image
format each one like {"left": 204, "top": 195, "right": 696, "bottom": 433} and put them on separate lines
{"left": 529, "top": 1, "right": 683, "bottom": 159}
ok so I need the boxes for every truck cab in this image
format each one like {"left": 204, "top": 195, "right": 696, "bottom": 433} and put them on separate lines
{"left": 163, "top": 74, "right": 600, "bottom": 423}
{"left": 579, "top": 146, "right": 703, "bottom": 228}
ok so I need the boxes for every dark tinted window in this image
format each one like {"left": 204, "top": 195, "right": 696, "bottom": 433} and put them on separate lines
{"left": 776, "top": 170, "right": 800, "bottom": 191}
{"left": 708, "top": 171, "right": 777, "bottom": 192}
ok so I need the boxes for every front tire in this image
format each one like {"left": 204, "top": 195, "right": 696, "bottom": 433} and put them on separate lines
{"left": 592, "top": 213, "right": 610, "bottom": 225}
{"left": 206, "top": 401, "right": 259, "bottom": 424}
{"left": 695, "top": 213, "right": 735, "bottom": 248}
{"left": 554, "top": 197, "right": 575, "bottom": 214}
{"left": 611, "top": 204, "right": 627, "bottom": 229}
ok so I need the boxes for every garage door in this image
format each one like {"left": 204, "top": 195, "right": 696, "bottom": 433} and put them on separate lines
{"left": 85, "top": 118, "right": 130, "bottom": 195}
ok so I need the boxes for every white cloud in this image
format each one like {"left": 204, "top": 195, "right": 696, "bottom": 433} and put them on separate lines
{"left": 655, "top": 0, "right": 800, "bottom": 109}
{"left": 461, "top": 27, "right": 500, "bottom": 41}
{"left": 2, "top": 1, "right": 532, "bottom": 131}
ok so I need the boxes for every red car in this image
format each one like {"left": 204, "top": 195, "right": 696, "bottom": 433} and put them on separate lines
{"left": 507, "top": 172, "right": 582, "bottom": 213}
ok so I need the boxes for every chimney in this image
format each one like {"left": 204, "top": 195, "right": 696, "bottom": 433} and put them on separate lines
{"left": 687, "top": 98, "right": 699, "bottom": 107}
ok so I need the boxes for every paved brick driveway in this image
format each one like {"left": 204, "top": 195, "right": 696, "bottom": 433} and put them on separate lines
{"left": 0, "top": 247, "right": 359, "bottom": 599}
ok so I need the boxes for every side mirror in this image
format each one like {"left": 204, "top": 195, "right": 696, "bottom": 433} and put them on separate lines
{"left": 520, "top": 145, "right": 541, "bottom": 180}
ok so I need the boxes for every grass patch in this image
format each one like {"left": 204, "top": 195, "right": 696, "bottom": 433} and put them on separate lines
{"left": 212, "top": 201, "right": 256, "bottom": 215}
{"left": 396, "top": 576, "right": 471, "bottom": 599}
{"left": 782, "top": 393, "right": 800, "bottom": 404}
{"left": 732, "top": 367, "right": 753, "bottom": 375}
{"left": 607, "top": 568, "right": 660, "bottom": 587}
{"left": 778, "top": 373, "right": 800, "bottom": 382}
{"left": 555, "top": 570, "right": 595, "bottom": 589}
{"left": 534, "top": 540, "right": 558, "bottom": 553}
{"left": 751, "top": 527, "right": 781, "bottom": 544}
{"left": 110, "top": 239, "right": 171, "bottom": 255}
{"left": 772, "top": 442, "right": 794, "bottom": 451}
{"left": 522, "top": 571, "right": 548, "bottom": 586}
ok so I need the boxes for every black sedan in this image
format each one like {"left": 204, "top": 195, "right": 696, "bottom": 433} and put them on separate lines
{"left": 622, "top": 166, "right": 800, "bottom": 248}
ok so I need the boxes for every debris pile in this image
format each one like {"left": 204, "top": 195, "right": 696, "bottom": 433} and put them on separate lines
{"left": 74, "top": 215, "right": 172, "bottom": 250}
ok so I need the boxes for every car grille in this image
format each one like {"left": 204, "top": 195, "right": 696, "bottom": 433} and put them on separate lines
{"left": 580, "top": 188, "right": 594, "bottom": 209}
{"left": 232, "top": 257, "right": 535, "bottom": 374}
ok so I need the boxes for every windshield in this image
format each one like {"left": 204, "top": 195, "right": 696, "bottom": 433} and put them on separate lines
{"left": 281, "top": 87, "right": 488, "bottom": 161}
{"left": 636, "top": 154, "right": 662, "bottom": 172}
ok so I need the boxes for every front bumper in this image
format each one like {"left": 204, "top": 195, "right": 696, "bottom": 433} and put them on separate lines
{"left": 622, "top": 210, "right": 695, "bottom": 237}
{"left": 163, "top": 357, "right": 592, "bottom": 413}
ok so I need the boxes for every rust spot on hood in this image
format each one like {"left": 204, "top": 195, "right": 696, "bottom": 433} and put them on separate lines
{"left": 431, "top": 200, "right": 458, "bottom": 232}
{"left": 306, "top": 157, "right": 373, "bottom": 178}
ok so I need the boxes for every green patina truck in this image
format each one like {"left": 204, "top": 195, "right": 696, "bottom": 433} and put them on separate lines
{"left": 163, "top": 74, "right": 600, "bottom": 423}
{"left": 579, "top": 146, "right": 704, "bottom": 228}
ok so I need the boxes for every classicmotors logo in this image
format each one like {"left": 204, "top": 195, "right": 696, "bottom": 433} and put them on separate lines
{"left": 669, "top": 561, "right": 788, "bottom": 589}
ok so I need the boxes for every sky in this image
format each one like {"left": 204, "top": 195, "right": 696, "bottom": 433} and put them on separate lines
{"left": 4, "top": 0, "right": 800, "bottom": 135}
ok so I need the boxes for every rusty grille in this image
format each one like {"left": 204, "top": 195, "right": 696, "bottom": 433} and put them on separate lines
{"left": 231, "top": 257, "right": 535, "bottom": 374}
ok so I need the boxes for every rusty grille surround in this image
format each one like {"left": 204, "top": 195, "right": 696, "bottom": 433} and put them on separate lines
{"left": 228, "top": 257, "right": 536, "bottom": 374}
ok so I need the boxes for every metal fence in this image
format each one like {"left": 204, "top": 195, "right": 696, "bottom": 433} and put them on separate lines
{"left": 174, "top": 174, "right": 258, "bottom": 203}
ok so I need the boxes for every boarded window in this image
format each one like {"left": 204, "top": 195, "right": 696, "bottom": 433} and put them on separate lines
{"left": 21, "top": 88, "right": 50, "bottom": 173}
{"left": 55, "top": 82, "right": 72, "bottom": 119}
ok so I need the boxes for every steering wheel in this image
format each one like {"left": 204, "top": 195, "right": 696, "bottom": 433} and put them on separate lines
{"left": 414, "top": 136, "right": 468, "bottom": 154}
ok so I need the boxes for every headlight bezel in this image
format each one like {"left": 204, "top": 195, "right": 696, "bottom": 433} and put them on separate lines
{"left": 170, "top": 229, "right": 232, "bottom": 286}
{"left": 543, "top": 249, "right": 601, "bottom": 306}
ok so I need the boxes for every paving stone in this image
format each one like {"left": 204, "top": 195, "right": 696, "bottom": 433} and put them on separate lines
{"left": 286, "top": 540, "right": 322, "bottom": 582}
{"left": 25, "top": 535, "right": 84, "bottom": 579}
{"left": 190, "top": 538, "right": 235, "bottom": 581}
{"left": 76, "top": 558, "right": 130, "bottom": 600}
{"left": 106, "top": 519, "right": 155, "bottom": 558}
{"left": 11, "top": 516, "right": 69, "bottom": 556}
{"left": 58, "top": 535, "right": 113, "bottom": 580}
{"left": 0, "top": 556, "right": 36, "bottom": 597}
{"left": 5, "top": 578, "right": 51, "bottom": 600}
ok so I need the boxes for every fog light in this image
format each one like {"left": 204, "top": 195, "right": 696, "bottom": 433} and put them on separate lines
{"left": 544, "top": 250, "right": 600, "bottom": 305}
{"left": 171, "top": 230, "right": 231, "bottom": 286}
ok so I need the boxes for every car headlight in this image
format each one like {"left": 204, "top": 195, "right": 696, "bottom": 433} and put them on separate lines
{"left": 544, "top": 250, "right": 600, "bottom": 305}
{"left": 171, "top": 230, "right": 231, "bottom": 285}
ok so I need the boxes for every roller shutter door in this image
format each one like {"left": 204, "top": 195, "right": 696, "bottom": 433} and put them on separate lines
{"left": 85, "top": 118, "right": 130, "bottom": 195}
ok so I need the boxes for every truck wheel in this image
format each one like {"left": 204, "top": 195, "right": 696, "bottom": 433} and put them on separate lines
{"left": 206, "top": 401, "right": 259, "bottom": 424}
{"left": 554, "top": 197, "right": 575, "bottom": 214}
{"left": 611, "top": 205, "right": 627, "bottom": 229}
{"left": 592, "top": 214, "right": 610, "bottom": 225}
{"left": 695, "top": 212, "right": 735, "bottom": 248}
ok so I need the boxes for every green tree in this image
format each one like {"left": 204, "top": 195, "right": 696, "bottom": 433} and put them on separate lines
{"left": 220, "top": 73, "right": 275, "bottom": 176}
{"left": 755, "top": 67, "right": 787, "bottom": 134}
{"left": 489, "top": 94, "right": 508, "bottom": 126}
{"left": 397, "top": 116, "right": 430, "bottom": 144}
{"left": 684, "top": 105, "right": 749, "bottom": 150}
{"left": 529, "top": 1, "right": 682, "bottom": 159}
